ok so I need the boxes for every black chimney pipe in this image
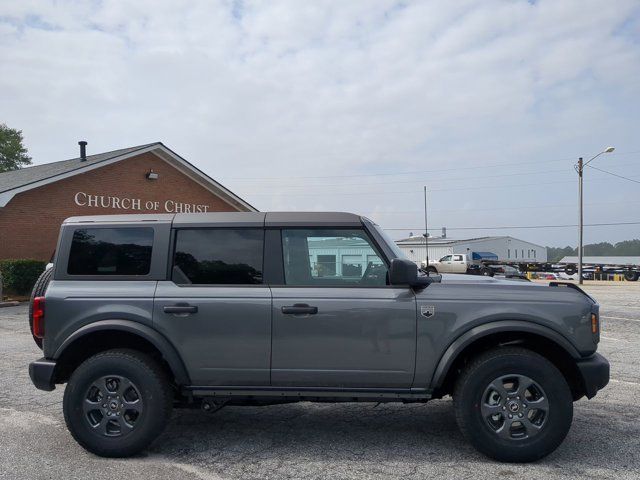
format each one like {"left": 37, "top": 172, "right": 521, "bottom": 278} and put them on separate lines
{"left": 79, "top": 141, "right": 87, "bottom": 161}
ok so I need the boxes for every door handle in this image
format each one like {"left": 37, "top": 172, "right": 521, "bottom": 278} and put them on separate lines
{"left": 164, "top": 305, "right": 198, "bottom": 314}
{"left": 281, "top": 304, "right": 318, "bottom": 315}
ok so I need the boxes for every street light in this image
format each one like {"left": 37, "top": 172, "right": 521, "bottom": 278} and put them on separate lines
{"left": 575, "top": 146, "right": 615, "bottom": 284}
{"left": 423, "top": 186, "right": 429, "bottom": 269}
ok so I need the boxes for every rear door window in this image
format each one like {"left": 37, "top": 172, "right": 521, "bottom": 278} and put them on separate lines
{"left": 67, "top": 228, "right": 154, "bottom": 275}
{"left": 172, "top": 229, "right": 264, "bottom": 285}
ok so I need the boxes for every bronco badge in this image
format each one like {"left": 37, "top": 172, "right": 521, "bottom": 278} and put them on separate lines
{"left": 421, "top": 305, "right": 435, "bottom": 318}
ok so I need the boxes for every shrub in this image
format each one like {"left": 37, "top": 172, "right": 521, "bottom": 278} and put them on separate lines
{"left": 0, "top": 259, "right": 46, "bottom": 295}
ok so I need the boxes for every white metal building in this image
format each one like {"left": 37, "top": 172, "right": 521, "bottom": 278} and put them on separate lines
{"left": 307, "top": 237, "right": 383, "bottom": 277}
{"left": 396, "top": 235, "right": 548, "bottom": 264}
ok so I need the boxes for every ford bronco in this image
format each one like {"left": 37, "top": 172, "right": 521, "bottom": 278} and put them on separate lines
{"left": 28, "top": 212, "right": 609, "bottom": 462}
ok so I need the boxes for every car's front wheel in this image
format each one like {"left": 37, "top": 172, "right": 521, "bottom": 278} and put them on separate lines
{"left": 453, "top": 347, "right": 573, "bottom": 462}
{"left": 63, "top": 349, "right": 173, "bottom": 457}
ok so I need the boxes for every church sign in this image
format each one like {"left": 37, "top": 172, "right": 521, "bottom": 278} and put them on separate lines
{"left": 74, "top": 191, "right": 210, "bottom": 213}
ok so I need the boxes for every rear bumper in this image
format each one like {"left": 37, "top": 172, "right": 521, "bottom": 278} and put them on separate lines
{"left": 576, "top": 353, "right": 610, "bottom": 399}
{"left": 29, "top": 358, "right": 56, "bottom": 391}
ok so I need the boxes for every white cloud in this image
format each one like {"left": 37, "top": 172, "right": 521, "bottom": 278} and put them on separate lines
{"left": 1, "top": 0, "right": 639, "bottom": 245}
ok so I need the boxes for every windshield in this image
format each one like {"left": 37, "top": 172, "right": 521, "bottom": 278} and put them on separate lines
{"left": 371, "top": 223, "right": 408, "bottom": 260}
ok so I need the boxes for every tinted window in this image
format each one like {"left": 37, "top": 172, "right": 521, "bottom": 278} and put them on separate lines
{"left": 173, "top": 229, "right": 263, "bottom": 285}
{"left": 68, "top": 228, "right": 154, "bottom": 275}
{"left": 282, "top": 229, "right": 387, "bottom": 286}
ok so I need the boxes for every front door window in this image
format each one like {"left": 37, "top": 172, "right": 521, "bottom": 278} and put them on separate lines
{"left": 282, "top": 229, "right": 388, "bottom": 286}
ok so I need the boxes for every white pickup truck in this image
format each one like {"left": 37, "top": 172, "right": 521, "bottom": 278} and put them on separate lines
{"left": 422, "top": 253, "right": 494, "bottom": 276}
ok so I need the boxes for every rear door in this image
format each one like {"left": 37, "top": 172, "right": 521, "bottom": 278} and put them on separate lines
{"left": 153, "top": 227, "right": 271, "bottom": 386}
{"left": 270, "top": 227, "right": 417, "bottom": 388}
{"left": 451, "top": 254, "right": 467, "bottom": 273}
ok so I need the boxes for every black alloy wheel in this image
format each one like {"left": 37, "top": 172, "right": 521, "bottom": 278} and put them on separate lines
{"left": 83, "top": 375, "right": 144, "bottom": 437}
{"left": 454, "top": 347, "right": 573, "bottom": 463}
{"left": 481, "top": 374, "right": 549, "bottom": 440}
{"left": 63, "top": 349, "right": 172, "bottom": 457}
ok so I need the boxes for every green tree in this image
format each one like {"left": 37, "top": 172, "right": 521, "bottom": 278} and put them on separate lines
{"left": 0, "top": 123, "right": 32, "bottom": 172}
{"left": 546, "top": 239, "right": 640, "bottom": 262}
{"left": 546, "top": 245, "right": 575, "bottom": 262}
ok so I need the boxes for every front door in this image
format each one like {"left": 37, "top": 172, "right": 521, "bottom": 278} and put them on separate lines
{"left": 153, "top": 228, "right": 271, "bottom": 386}
{"left": 270, "top": 228, "right": 417, "bottom": 388}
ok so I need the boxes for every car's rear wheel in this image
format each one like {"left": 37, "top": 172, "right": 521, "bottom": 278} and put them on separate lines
{"left": 63, "top": 349, "right": 173, "bottom": 457}
{"left": 481, "top": 267, "right": 493, "bottom": 277}
{"left": 453, "top": 347, "right": 573, "bottom": 462}
{"left": 28, "top": 267, "right": 52, "bottom": 349}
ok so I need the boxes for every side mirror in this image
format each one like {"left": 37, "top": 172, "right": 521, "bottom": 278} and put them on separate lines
{"left": 389, "top": 259, "right": 432, "bottom": 288}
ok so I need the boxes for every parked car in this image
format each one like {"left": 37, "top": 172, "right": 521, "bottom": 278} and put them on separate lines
{"left": 423, "top": 253, "right": 495, "bottom": 276}
{"left": 28, "top": 212, "right": 609, "bottom": 462}
{"left": 499, "top": 265, "right": 529, "bottom": 280}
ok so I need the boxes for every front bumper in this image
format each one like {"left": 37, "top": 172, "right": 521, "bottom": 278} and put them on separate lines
{"left": 29, "top": 358, "right": 57, "bottom": 391}
{"left": 576, "top": 352, "right": 610, "bottom": 399}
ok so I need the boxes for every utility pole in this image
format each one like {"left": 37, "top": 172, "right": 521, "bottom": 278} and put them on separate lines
{"left": 424, "top": 186, "right": 429, "bottom": 268}
{"left": 575, "top": 147, "right": 614, "bottom": 285}
{"left": 577, "top": 157, "right": 584, "bottom": 285}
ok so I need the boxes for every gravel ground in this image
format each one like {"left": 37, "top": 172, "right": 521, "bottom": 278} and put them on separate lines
{"left": 1, "top": 283, "right": 639, "bottom": 479}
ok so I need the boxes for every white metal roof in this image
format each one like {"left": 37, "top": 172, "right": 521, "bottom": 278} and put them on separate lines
{"left": 396, "top": 235, "right": 545, "bottom": 249}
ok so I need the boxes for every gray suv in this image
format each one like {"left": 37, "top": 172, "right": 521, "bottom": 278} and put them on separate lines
{"left": 28, "top": 212, "right": 609, "bottom": 462}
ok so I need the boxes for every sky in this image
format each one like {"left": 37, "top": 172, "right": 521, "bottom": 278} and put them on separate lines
{"left": 1, "top": 0, "right": 639, "bottom": 247}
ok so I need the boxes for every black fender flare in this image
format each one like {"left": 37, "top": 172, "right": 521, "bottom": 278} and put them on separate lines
{"left": 53, "top": 319, "right": 191, "bottom": 386}
{"left": 429, "top": 320, "right": 581, "bottom": 390}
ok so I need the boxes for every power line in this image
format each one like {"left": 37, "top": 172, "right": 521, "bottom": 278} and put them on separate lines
{"left": 223, "top": 150, "right": 640, "bottom": 181}
{"left": 587, "top": 165, "right": 640, "bottom": 185}
{"left": 383, "top": 221, "right": 640, "bottom": 231}
{"left": 237, "top": 163, "right": 639, "bottom": 192}
{"left": 358, "top": 199, "right": 640, "bottom": 215}
{"left": 234, "top": 166, "right": 573, "bottom": 188}
{"left": 247, "top": 180, "right": 571, "bottom": 196}
{"left": 246, "top": 174, "right": 640, "bottom": 196}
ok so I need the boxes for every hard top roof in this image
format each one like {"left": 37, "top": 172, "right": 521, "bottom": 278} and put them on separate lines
{"left": 63, "top": 212, "right": 364, "bottom": 228}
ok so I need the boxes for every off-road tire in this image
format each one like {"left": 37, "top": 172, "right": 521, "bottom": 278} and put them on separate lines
{"left": 63, "top": 349, "right": 173, "bottom": 457}
{"left": 453, "top": 347, "right": 573, "bottom": 463}
{"left": 481, "top": 267, "right": 493, "bottom": 277}
{"left": 28, "top": 267, "right": 53, "bottom": 349}
{"left": 427, "top": 267, "right": 438, "bottom": 274}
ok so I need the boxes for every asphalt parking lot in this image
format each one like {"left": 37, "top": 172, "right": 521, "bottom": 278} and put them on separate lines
{"left": 1, "top": 283, "right": 639, "bottom": 480}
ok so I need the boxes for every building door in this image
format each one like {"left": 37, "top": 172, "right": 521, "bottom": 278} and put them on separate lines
{"left": 154, "top": 228, "right": 271, "bottom": 386}
{"left": 271, "top": 228, "right": 417, "bottom": 388}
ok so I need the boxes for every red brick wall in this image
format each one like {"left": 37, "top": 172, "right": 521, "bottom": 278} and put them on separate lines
{"left": 0, "top": 152, "right": 242, "bottom": 261}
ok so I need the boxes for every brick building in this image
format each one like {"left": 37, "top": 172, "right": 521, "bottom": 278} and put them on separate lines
{"left": 0, "top": 142, "right": 256, "bottom": 261}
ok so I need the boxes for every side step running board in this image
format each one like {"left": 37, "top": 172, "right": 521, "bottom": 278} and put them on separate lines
{"left": 184, "top": 385, "right": 431, "bottom": 400}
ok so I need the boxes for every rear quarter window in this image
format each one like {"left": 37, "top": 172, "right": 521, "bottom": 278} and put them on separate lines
{"left": 67, "top": 227, "right": 154, "bottom": 276}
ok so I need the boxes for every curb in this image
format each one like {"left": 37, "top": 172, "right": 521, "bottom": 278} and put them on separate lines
{"left": 0, "top": 301, "right": 20, "bottom": 308}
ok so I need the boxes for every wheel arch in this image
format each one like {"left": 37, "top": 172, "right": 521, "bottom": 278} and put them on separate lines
{"left": 430, "top": 321, "right": 586, "bottom": 400}
{"left": 53, "top": 320, "right": 190, "bottom": 387}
